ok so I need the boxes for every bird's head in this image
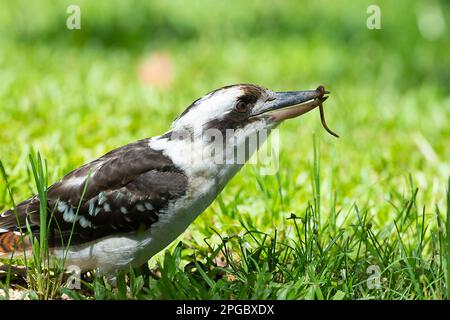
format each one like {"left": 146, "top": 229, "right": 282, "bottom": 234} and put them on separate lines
{"left": 155, "top": 84, "right": 330, "bottom": 171}
{"left": 171, "top": 84, "right": 328, "bottom": 137}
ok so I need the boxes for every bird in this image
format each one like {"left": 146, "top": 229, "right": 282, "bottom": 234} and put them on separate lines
{"left": 0, "top": 84, "right": 330, "bottom": 276}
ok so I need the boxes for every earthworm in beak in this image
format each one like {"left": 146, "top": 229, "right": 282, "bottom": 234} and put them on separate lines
{"left": 317, "top": 85, "right": 339, "bottom": 138}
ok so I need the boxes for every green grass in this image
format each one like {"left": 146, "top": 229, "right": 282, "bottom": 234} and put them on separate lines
{"left": 0, "top": 0, "right": 449, "bottom": 299}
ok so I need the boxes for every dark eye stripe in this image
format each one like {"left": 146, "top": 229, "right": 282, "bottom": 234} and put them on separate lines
{"left": 237, "top": 94, "right": 258, "bottom": 104}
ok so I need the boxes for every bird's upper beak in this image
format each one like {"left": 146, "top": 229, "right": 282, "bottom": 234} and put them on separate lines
{"left": 250, "top": 87, "right": 329, "bottom": 122}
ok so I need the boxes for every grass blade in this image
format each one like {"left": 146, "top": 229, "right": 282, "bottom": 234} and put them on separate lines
{"left": 446, "top": 177, "right": 450, "bottom": 299}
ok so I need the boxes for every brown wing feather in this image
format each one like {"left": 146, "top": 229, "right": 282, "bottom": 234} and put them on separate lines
{"left": 0, "top": 138, "right": 187, "bottom": 252}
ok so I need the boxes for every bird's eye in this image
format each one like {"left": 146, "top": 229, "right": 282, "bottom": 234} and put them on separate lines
{"left": 235, "top": 101, "right": 249, "bottom": 113}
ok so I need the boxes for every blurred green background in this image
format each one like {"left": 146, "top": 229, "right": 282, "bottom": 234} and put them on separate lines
{"left": 0, "top": 0, "right": 449, "bottom": 251}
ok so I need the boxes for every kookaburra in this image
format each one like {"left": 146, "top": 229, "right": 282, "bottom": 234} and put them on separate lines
{"left": 0, "top": 84, "right": 331, "bottom": 275}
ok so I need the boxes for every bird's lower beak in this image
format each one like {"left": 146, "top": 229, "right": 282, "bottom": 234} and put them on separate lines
{"left": 250, "top": 87, "right": 329, "bottom": 122}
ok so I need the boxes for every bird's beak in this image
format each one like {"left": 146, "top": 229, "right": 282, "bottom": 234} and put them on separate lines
{"left": 250, "top": 87, "right": 329, "bottom": 122}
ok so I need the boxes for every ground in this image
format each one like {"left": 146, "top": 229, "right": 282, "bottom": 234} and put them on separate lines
{"left": 0, "top": 0, "right": 449, "bottom": 299}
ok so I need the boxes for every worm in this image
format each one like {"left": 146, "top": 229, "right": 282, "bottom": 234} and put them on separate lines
{"left": 317, "top": 86, "right": 339, "bottom": 138}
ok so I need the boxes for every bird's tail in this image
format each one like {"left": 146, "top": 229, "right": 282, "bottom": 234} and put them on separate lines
{"left": 0, "top": 231, "right": 32, "bottom": 259}
{"left": 0, "top": 232, "right": 28, "bottom": 277}
{"left": 0, "top": 198, "right": 38, "bottom": 259}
